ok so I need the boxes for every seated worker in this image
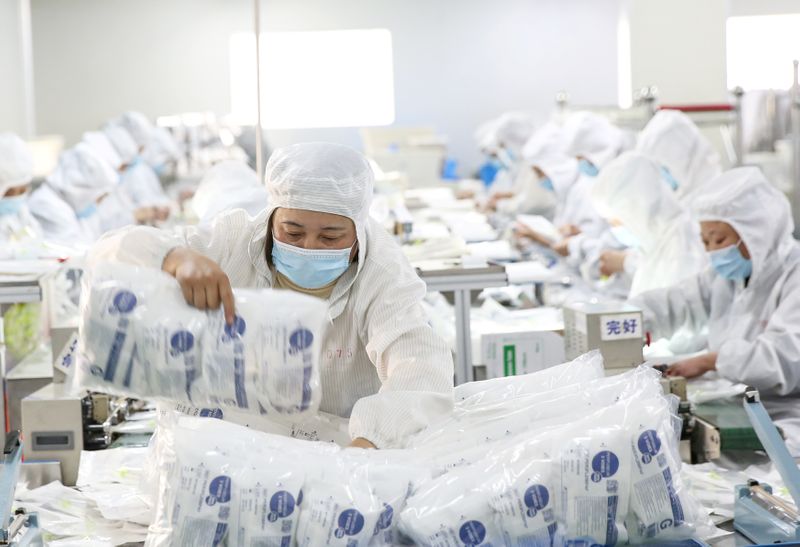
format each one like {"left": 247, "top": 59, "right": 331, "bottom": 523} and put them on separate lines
{"left": 629, "top": 167, "right": 800, "bottom": 454}
{"left": 0, "top": 133, "right": 44, "bottom": 258}
{"left": 89, "top": 142, "right": 455, "bottom": 449}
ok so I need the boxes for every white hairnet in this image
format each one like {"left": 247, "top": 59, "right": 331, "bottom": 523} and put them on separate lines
{"left": 521, "top": 121, "right": 568, "bottom": 163}
{"left": 0, "top": 133, "right": 34, "bottom": 196}
{"left": 141, "top": 127, "right": 180, "bottom": 168}
{"left": 532, "top": 155, "right": 580, "bottom": 199}
{"left": 264, "top": 142, "right": 374, "bottom": 269}
{"left": 475, "top": 112, "right": 536, "bottom": 154}
{"left": 693, "top": 167, "right": 795, "bottom": 285}
{"left": 636, "top": 110, "right": 721, "bottom": 201}
{"left": 82, "top": 131, "right": 123, "bottom": 171}
{"left": 117, "top": 111, "right": 153, "bottom": 148}
{"left": 562, "top": 111, "right": 626, "bottom": 168}
{"left": 193, "top": 160, "right": 267, "bottom": 221}
{"left": 103, "top": 124, "right": 138, "bottom": 165}
{"left": 47, "top": 143, "right": 119, "bottom": 213}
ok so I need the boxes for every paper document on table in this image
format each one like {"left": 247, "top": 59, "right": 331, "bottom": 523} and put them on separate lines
{"left": 505, "top": 261, "right": 564, "bottom": 284}
{"left": 517, "top": 214, "right": 560, "bottom": 244}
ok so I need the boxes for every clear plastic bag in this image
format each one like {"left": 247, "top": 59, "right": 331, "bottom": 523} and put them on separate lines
{"left": 74, "top": 262, "right": 328, "bottom": 416}
{"left": 454, "top": 350, "right": 604, "bottom": 406}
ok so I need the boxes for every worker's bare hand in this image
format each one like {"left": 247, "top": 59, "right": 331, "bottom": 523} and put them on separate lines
{"left": 349, "top": 437, "right": 377, "bottom": 449}
{"left": 513, "top": 222, "right": 551, "bottom": 247}
{"left": 154, "top": 206, "right": 171, "bottom": 222}
{"left": 551, "top": 239, "right": 570, "bottom": 257}
{"left": 559, "top": 224, "right": 581, "bottom": 238}
{"left": 666, "top": 353, "right": 717, "bottom": 379}
{"left": 162, "top": 247, "right": 235, "bottom": 324}
{"left": 599, "top": 249, "right": 628, "bottom": 277}
{"left": 133, "top": 206, "right": 157, "bottom": 225}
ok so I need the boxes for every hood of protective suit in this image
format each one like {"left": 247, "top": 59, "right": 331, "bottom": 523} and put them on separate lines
{"left": 592, "top": 151, "right": 686, "bottom": 252}
{"left": 521, "top": 121, "right": 568, "bottom": 163}
{"left": 141, "top": 127, "right": 180, "bottom": 168}
{"left": 82, "top": 131, "right": 123, "bottom": 171}
{"left": 117, "top": 111, "right": 153, "bottom": 148}
{"left": 193, "top": 160, "right": 267, "bottom": 221}
{"left": 563, "top": 111, "right": 626, "bottom": 168}
{"left": 259, "top": 142, "right": 373, "bottom": 277}
{"left": 693, "top": 167, "right": 795, "bottom": 286}
{"left": 532, "top": 155, "right": 580, "bottom": 201}
{"left": 637, "top": 110, "right": 722, "bottom": 201}
{"left": 103, "top": 124, "right": 138, "bottom": 165}
{"left": 475, "top": 112, "right": 536, "bottom": 155}
{"left": 47, "top": 143, "right": 119, "bottom": 213}
{"left": 0, "top": 133, "right": 34, "bottom": 195}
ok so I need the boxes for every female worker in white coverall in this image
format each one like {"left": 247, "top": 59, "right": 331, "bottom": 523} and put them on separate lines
{"left": 630, "top": 167, "right": 800, "bottom": 455}
{"left": 90, "top": 142, "right": 454, "bottom": 449}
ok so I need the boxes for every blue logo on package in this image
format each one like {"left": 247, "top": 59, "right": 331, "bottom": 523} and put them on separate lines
{"left": 637, "top": 430, "right": 662, "bottom": 464}
{"left": 223, "top": 315, "right": 247, "bottom": 339}
{"left": 199, "top": 408, "right": 224, "bottom": 419}
{"left": 267, "top": 491, "right": 296, "bottom": 522}
{"left": 205, "top": 475, "right": 232, "bottom": 506}
{"left": 111, "top": 290, "right": 137, "bottom": 313}
{"left": 212, "top": 523, "right": 228, "bottom": 547}
{"left": 591, "top": 450, "right": 620, "bottom": 483}
{"left": 374, "top": 504, "right": 394, "bottom": 533}
{"left": 459, "top": 520, "right": 487, "bottom": 546}
{"left": 170, "top": 330, "right": 195, "bottom": 354}
{"left": 524, "top": 484, "right": 550, "bottom": 518}
{"left": 334, "top": 509, "right": 365, "bottom": 538}
{"left": 289, "top": 328, "right": 314, "bottom": 352}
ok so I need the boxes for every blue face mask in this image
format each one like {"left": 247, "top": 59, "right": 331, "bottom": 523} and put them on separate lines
{"left": 708, "top": 240, "right": 752, "bottom": 280}
{"left": 578, "top": 158, "right": 599, "bottom": 177}
{"left": 76, "top": 203, "right": 98, "bottom": 219}
{"left": 539, "top": 177, "right": 555, "bottom": 192}
{"left": 0, "top": 195, "right": 26, "bottom": 217}
{"left": 271, "top": 235, "right": 354, "bottom": 289}
{"left": 153, "top": 162, "right": 168, "bottom": 176}
{"left": 660, "top": 166, "right": 679, "bottom": 191}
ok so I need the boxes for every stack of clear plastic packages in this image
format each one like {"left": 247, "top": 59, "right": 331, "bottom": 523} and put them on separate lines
{"left": 398, "top": 355, "right": 710, "bottom": 546}
{"left": 141, "top": 352, "right": 711, "bottom": 546}
{"left": 73, "top": 262, "right": 328, "bottom": 416}
{"left": 146, "top": 411, "right": 428, "bottom": 546}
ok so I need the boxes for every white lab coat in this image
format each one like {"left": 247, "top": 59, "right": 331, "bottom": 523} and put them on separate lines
{"left": 28, "top": 184, "right": 135, "bottom": 248}
{"left": 121, "top": 162, "right": 169, "bottom": 207}
{"left": 630, "top": 168, "right": 800, "bottom": 454}
{"left": 89, "top": 208, "right": 454, "bottom": 448}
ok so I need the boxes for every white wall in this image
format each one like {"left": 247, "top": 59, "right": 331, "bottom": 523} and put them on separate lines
{"left": 30, "top": 0, "right": 621, "bottom": 171}
{"left": 627, "top": 0, "right": 729, "bottom": 104}
{"left": 31, "top": 0, "right": 252, "bottom": 145}
{"left": 0, "top": 0, "right": 25, "bottom": 134}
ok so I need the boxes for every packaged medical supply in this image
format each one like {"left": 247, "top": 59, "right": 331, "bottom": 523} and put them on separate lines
{"left": 74, "top": 262, "right": 327, "bottom": 416}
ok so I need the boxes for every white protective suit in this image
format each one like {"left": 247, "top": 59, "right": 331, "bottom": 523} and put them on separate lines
{"left": 0, "top": 133, "right": 44, "bottom": 258}
{"left": 192, "top": 160, "right": 268, "bottom": 222}
{"left": 495, "top": 122, "right": 567, "bottom": 217}
{"left": 89, "top": 142, "right": 455, "bottom": 448}
{"left": 34, "top": 144, "right": 135, "bottom": 242}
{"left": 104, "top": 123, "right": 168, "bottom": 207}
{"left": 560, "top": 112, "right": 627, "bottom": 254}
{"left": 630, "top": 167, "right": 800, "bottom": 454}
{"left": 636, "top": 110, "right": 722, "bottom": 203}
{"left": 592, "top": 151, "right": 708, "bottom": 297}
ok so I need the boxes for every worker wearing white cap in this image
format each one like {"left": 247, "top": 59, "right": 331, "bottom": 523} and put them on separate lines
{"left": 636, "top": 110, "right": 722, "bottom": 204}
{"left": 89, "top": 142, "right": 454, "bottom": 449}
{"left": 192, "top": 160, "right": 268, "bottom": 223}
{"left": 0, "top": 133, "right": 44, "bottom": 258}
{"left": 631, "top": 167, "right": 800, "bottom": 454}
